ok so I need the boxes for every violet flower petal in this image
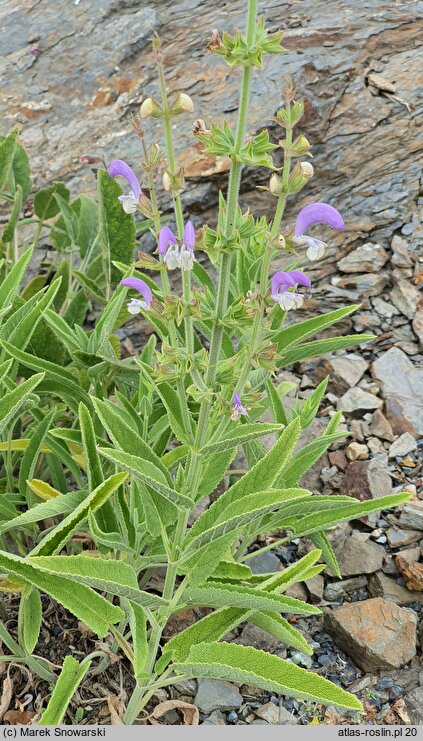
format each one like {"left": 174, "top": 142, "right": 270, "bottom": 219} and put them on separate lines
{"left": 183, "top": 220, "right": 195, "bottom": 251}
{"left": 120, "top": 277, "right": 152, "bottom": 308}
{"left": 108, "top": 159, "right": 141, "bottom": 200}
{"left": 288, "top": 270, "right": 311, "bottom": 288}
{"left": 158, "top": 225, "right": 177, "bottom": 256}
{"left": 294, "top": 202, "right": 344, "bottom": 237}
{"left": 271, "top": 271, "right": 296, "bottom": 297}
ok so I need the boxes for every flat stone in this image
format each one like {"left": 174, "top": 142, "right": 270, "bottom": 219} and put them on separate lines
{"left": 346, "top": 442, "right": 368, "bottom": 461}
{"left": 248, "top": 551, "right": 281, "bottom": 575}
{"left": 405, "top": 687, "right": 423, "bottom": 725}
{"left": 195, "top": 679, "right": 242, "bottom": 714}
{"left": 324, "top": 597, "right": 417, "bottom": 671}
{"left": 386, "top": 527, "right": 422, "bottom": 548}
{"left": 389, "top": 432, "right": 417, "bottom": 458}
{"left": 368, "top": 571, "right": 423, "bottom": 606}
{"left": 235, "top": 623, "right": 281, "bottom": 653}
{"left": 338, "top": 243, "right": 389, "bottom": 273}
{"left": 254, "top": 703, "right": 279, "bottom": 725}
{"left": 341, "top": 460, "right": 392, "bottom": 501}
{"left": 390, "top": 279, "right": 421, "bottom": 319}
{"left": 372, "top": 297, "right": 400, "bottom": 318}
{"left": 369, "top": 409, "right": 395, "bottom": 442}
{"left": 399, "top": 500, "right": 423, "bottom": 531}
{"left": 324, "top": 576, "right": 368, "bottom": 601}
{"left": 328, "top": 531, "right": 384, "bottom": 577}
{"left": 202, "top": 710, "right": 227, "bottom": 725}
{"left": 337, "top": 387, "right": 382, "bottom": 414}
{"left": 328, "top": 451, "right": 348, "bottom": 470}
{"left": 412, "top": 307, "right": 423, "bottom": 346}
{"left": 305, "top": 574, "right": 324, "bottom": 603}
{"left": 391, "top": 235, "right": 412, "bottom": 268}
{"left": 371, "top": 348, "right": 423, "bottom": 436}
{"left": 329, "top": 353, "right": 368, "bottom": 389}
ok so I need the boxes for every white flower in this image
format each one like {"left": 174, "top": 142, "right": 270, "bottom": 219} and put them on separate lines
{"left": 179, "top": 245, "right": 195, "bottom": 271}
{"left": 163, "top": 245, "right": 180, "bottom": 270}
{"left": 294, "top": 234, "right": 327, "bottom": 261}
{"left": 127, "top": 298, "right": 149, "bottom": 315}
{"left": 118, "top": 192, "right": 139, "bottom": 214}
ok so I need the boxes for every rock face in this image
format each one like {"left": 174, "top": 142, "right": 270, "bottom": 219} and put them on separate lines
{"left": 1, "top": 0, "right": 421, "bottom": 272}
{"left": 371, "top": 349, "right": 423, "bottom": 436}
{"left": 195, "top": 678, "right": 243, "bottom": 714}
{"left": 324, "top": 597, "right": 417, "bottom": 671}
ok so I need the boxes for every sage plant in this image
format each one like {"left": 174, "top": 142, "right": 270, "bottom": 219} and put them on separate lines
{"left": 0, "top": 0, "right": 412, "bottom": 726}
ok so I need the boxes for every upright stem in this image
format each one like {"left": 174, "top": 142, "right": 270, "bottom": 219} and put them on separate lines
{"left": 124, "top": 1, "right": 258, "bottom": 723}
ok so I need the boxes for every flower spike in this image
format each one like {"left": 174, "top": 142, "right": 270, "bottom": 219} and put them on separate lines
{"left": 294, "top": 202, "right": 344, "bottom": 261}
{"left": 108, "top": 159, "right": 142, "bottom": 214}
{"left": 120, "top": 277, "right": 152, "bottom": 315}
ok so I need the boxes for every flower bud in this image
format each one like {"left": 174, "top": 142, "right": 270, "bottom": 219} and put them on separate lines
{"left": 269, "top": 173, "right": 282, "bottom": 195}
{"left": 140, "top": 97, "right": 163, "bottom": 118}
{"left": 287, "top": 161, "right": 308, "bottom": 193}
{"left": 170, "top": 92, "right": 194, "bottom": 115}
{"left": 162, "top": 171, "right": 172, "bottom": 191}
{"left": 300, "top": 161, "right": 314, "bottom": 178}
{"left": 291, "top": 134, "right": 311, "bottom": 157}
{"left": 277, "top": 234, "right": 286, "bottom": 250}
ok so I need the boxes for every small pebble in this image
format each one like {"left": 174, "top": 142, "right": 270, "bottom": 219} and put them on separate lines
{"left": 227, "top": 711, "right": 238, "bottom": 724}
{"left": 389, "top": 685, "right": 404, "bottom": 700}
{"left": 376, "top": 677, "right": 394, "bottom": 691}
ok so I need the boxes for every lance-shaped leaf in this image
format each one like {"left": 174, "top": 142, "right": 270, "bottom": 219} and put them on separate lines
{"left": 29, "top": 472, "right": 128, "bottom": 557}
{"left": 0, "top": 129, "right": 18, "bottom": 191}
{"left": 18, "top": 587, "right": 42, "bottom": 654}
{"left": 0, "top": 372, "right": 44, "bottom": 436}
{"left": 187, "top": 417, "right": 302, "bottom": 542}
{"left": 28, "top": 554, "right": 166, "bottom": 611}
{"left": 198, "top": 422, "right": 282, "bottom": 456}
{"left": 275, "top": 431, "right": 347, "bottom": 488}
{"left": 19, "top": 408, "right": 57, "bottom": 500}
{"left": 98, "top": 168, "right": 135, "bottom": 284}
{"left": 38, "top": 656, "right": 91, "bottom": 725}
{"left": 249, "top": 613, "right": 313, "bottom": 655}
{"left": 273, "top": 304, "right": 360, "bottom": 352}
{"left": 0, "top": 490, "right": 86, "bottom": 536}
{"left": 173, "top": 643, "right": 363, "bottom": 711}
{"left": 279, "top": 334, "right": 374, "bottom": 366}
{"left": 183, "top": 582, "right": 321, "bottom": 616}
{"left": 124, "top": 600, "right": 148, "bottom": 680}
{"left": 98, "top": 448, "right": 193, "bottom": 509}
{"left": 0, "top": 550, "right": 123, "bottom": 637}
{"left": 91, "top": 396, "right": 171, "bottom": 484}
{"left": 196, "top": 448, "right": 237, "bottom": 501}
{"left": 183, "top": 488, "right": 311, "bottom": 555}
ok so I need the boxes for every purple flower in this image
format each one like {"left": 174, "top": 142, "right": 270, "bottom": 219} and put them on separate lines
{"left": 231, "top": 392, "right": 248, "bottom": 421}
{"left": 108, "top": 159, "right": 142, "bottom": 214}
{"left": 294, "top": 202, "right": 345, "bottom": 261}
{"left": 157, "top": 221, "right": 196, "bottom": 271}
{"left": 179, "top": 221, "right": 196, "bottom": 271}
{"left": 120, "top": 277, "right": 152, "bottom": 314}
{"left": 271, "top": 269, "right": 311, "bottom": 311}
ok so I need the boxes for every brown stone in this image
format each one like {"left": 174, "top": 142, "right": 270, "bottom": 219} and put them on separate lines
{"left": 324, "top": 597, "right": 417, "bottom": 671}
{"left": 328, "top": 451, "right": 348, "bottom": 470}
{"left": 341, "top": 459, "right": 392, "bottom": 501}
{"left": 369, "top": 410, "right": 395, "bottom": 442}
{"left": 368, "top": 571, "right": 423, "bottom": 606}
{"left": 395, "top": 556, "right": 423, "bottom": 591}
{"left": 327, "top": 530, "right": 384, "bottom": 577}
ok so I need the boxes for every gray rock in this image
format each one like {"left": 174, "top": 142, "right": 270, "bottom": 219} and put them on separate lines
{"left": 412, "top": 308, "right": 423, "bottom": 347}
{"left": 202, "top": 710, "right": 227, "bottom": 725}
{"left": 235, "top": 623, "right": 281, "bottom": 653}
{"left": 329, "top": 353, "right": 368, "bottom": 388}
{"left": 254, "top": 702, "right": 296, "bottom": 725}
{"left": 338, "top": 243, "right": 389, "bottom": 273}
{"left": 371, "top": 348, "right": 423, "bottom": 436}
{"left": 248, "top": 551, "right": 281, "bottom": 575}
{"left": 346, "top": 442, "right": 368, "bottom": 461}
{"left": 337, "top": 387, "right": 382, "bottom": 414}
{"left": 386, "top": 527, "right": 422, "bottom": 548}
{"left": 369, "top": 409, "right": 395, "bottom": 442}
{"left": 372, "top": 297, "right": 400, "bottom": 319}
{"left": 368, "top": 571, "right": 423, "bottom": 606}
{"left": 305, "top": 574, "right": 324, "bottom": 603}
{"left": 388, "top": 432, "right": 417, "bottom": 458}
{"left": 405, "top": 687, "right": 423, "bottom": 725}
{"left": 399, "top": 500, "right": 423, "bottom": 531}
{"left": 328, "top": 531, "right": 385, "bottom": 577}
{"left": 390, "top": 279, "right": 421, "bottom": 319}
{"left": 324, "top": 576, "right": 368, "bottom": 601}
{"left": 391, "top": 235, "right": 412, "bottom": 268}
{"left": 195, "top": 679, "right": 243, "bottom": 714}
{"left": 172, "top": 679, "right": 197, "bottom": 696}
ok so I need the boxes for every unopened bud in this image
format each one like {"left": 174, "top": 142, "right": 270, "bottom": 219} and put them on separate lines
{"left": 140, "top": 97, "right": 163, "bottom": 118}
{"left": 287, "top": 161, "right": 308, "bottom": 193}
{"left": 291, "top": 134, "right": 311, "bottom": 157}
{"left": 269, "top": 173, "right": 282, "bottom": 195}
{"left": 162, "top": 171, "right": 172, "bottom": 191}
{"left": 170, "top": 92, "right": 194, "bottom": 115}
{"left": 300, "top": 161, "right": 314, "bottom": 178}
{"left": 277, "top": 234, "right": 286, "bottom": 249}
